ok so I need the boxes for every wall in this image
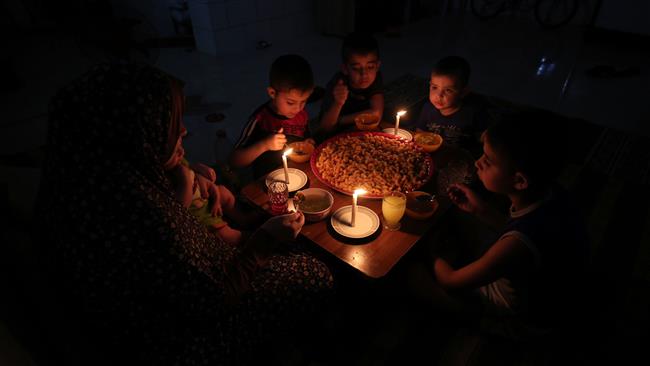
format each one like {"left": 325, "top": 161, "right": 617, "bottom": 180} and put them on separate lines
{"left": 110, "top": 0, "right": 176, "bottom": 37}
{"left": 3, "top": 0, "right": 32, "bottom": 29}
{"left": 595, "top": 0, "right": 650, "bottom": 36}
{"left": 189, "top": 0, "right": 315, "bottom": 56}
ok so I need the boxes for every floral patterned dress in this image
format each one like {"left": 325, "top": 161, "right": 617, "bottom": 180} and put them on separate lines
{"left": 36, "top": 64, "right": 333, "bottom": 365}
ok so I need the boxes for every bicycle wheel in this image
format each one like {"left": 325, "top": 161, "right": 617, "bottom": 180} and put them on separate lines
{"left": 534, "top": 0, "right": 578, "bottom": 29}
{"left": 471, "top": 0, "right": 507, "bottom": 20}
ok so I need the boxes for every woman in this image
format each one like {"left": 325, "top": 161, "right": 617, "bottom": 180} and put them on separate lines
{"left": 36, "top": 63, "right": 333, "bottom": 364}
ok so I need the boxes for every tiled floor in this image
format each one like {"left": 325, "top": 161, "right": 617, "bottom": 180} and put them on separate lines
{"left": 3, "top": 13, "right": 648, "bottom": 165}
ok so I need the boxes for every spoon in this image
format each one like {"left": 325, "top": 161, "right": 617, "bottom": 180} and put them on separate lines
{"left": 415, "top": 193, "right": 436, "bottom": 203}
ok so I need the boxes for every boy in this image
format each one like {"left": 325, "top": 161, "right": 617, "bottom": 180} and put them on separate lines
{"left": 230, "top": 54, "right": 315, "bottom": 179}
{"left": 421, "top": 112, "right": 588, "bottom": 339}
{"left": 416, "top": 56, "right": 489, "bottom": 156}
{"left": 317, "top": 32, "right": 384, "bottom": 137}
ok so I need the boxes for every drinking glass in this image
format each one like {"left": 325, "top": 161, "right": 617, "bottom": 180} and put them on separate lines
{"left": 382, "top": 191, "right": 406, "bottom": 231}
{"left": 268, "top": 181, "right": 289, "bottom": 215}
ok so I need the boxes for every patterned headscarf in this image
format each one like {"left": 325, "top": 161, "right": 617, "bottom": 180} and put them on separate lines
{"left": 36, "top": 63, "right": 333, "bottom": 364}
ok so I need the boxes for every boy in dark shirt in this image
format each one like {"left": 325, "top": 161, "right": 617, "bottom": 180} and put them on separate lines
{"left": 317, "top": 32, "right": 384, "bottom": 137}
{"left": 231, "top": 54, "right": 314, "bottom": 178}
{"left": 416, "top": 56, "right": 489, "bottom": 156}
{"left": 430, "top": 112, "right": 588, "bottom": 339}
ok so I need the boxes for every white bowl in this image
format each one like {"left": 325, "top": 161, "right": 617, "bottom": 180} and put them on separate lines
{"left": 382, "top": 128, "right": 413, "bottom": 141}
{"left": 295, "top": 188, "right": 334, "bottom": 222}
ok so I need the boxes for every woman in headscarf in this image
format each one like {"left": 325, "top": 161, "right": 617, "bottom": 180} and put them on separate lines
{"left": 36, "top": 63, "right": 334, "bottom": 364}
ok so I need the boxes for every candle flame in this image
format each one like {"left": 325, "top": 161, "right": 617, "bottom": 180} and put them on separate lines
{"left": 397, "top": 110, "right": 407, "bottom": 117}
{"left": 353, "top": 189, "right": 367, "bottom": 196}
{"left": 283, "top": 148, "right": 294, "bottom": 157}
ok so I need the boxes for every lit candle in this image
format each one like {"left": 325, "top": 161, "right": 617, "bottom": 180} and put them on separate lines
{"left": 282, "top": 148, "right": 293, "bottom": 184}
{"left": 351, "top": 188, "right": 366, "bottom": 227}
{"left": 394, "top": 110, "right": 406, "bottom": 135}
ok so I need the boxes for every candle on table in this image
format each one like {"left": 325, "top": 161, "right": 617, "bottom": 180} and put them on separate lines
{"left": 394, "top": 110, "right": 406, "bottom": 135}
{"left": 282, "top": 148, "right": 293, "bottom": 184}
{"left": 351, "top": 188, "right": 366, "bottom": 227}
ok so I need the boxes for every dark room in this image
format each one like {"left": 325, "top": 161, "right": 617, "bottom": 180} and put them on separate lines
{"left": 2, "top": 0, "right": 649, "bottom": 365}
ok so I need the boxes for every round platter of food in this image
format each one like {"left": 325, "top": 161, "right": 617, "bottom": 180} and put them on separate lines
{"left": 310, "top": 132, "right": 434, "bottom": 199}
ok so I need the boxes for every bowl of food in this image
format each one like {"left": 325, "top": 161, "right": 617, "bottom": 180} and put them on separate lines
{"left": 413, "top": 131, "right": 443, "bottom": 153}
{"left": 294, "top": 188, "right": 334, "bottom": 222}
{"left": 287, "top": 141, "right": 315, "bottom": 163}
{"left": 354, "top": 113, "right": 381, "bottom": 131}
{"left": 405, "top": 191, "right": 438, "bottom": 220}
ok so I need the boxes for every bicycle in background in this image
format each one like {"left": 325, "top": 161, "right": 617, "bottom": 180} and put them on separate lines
{"left": 471, "top": 0, "right": 579, "bottom": 29}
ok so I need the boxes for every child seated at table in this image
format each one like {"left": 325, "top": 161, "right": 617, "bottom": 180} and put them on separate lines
{"left": 416, "top": 56, "right": 489, "bottom": 157}
{"left": 165, "top": 125, "right": 243, "bottom": 246}
{"left": 412, "top": 111, "right": 588, "bottom": 340}
{"left": 317, "top": 32, "right": 384, "bottom": 138}
{"left": 230, "top": 54, "right": 315, "bottom": 179}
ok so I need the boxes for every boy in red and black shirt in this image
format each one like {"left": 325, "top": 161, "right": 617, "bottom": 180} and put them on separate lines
{"left": 230, "top": 54, "right": 314, "bottom": 178}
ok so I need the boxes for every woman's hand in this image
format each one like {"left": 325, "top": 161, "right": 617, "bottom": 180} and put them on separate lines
{"left": 164, "top": 144, "right": 185, "bottom": 171}
{"left": 264, "top": 128, "right": 287, "bottom": 151}
{"left": 261, "top": 211, "right": 305, "bottom": 242}
{"left": 447, "top": 183, "right": 486, "bottom": 216}
{"left": 207, "top": 182, "right": 223, "bottom": 218}
{"left": 190, "top": 162, "right": 216, "bottom": 182}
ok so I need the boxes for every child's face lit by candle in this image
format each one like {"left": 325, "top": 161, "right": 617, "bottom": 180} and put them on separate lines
{"left": 343, "top": 53, "right": 381, "bottom": 90}
{"left": 429, "top": 74, "right": 467, "bottom": 115}
{"left": 267, "top": 88, "right": 312, "bottom": 119}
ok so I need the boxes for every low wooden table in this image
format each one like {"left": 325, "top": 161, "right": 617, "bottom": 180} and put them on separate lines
{"left": 240, "top": 146, "right": 468, "bottom": 278}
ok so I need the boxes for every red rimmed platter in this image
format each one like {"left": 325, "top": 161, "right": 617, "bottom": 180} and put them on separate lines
{"left": 310, "top": 131, "right": 434, "bottom": 199}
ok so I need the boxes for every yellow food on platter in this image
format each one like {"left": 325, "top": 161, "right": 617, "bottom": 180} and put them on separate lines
{"left": 314, "top": 134, "right": 430, "bottom": 196}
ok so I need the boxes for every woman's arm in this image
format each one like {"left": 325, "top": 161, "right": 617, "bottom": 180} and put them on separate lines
{"left": 221, "top": 211, "right": 305, "bottom": 301}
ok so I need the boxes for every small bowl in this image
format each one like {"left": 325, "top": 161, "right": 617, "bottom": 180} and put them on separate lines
{"left": 413, "top": 131, "right": 443, "bottom": 153}
{"left": 354, "top": 113, "right": 381, "bottom": 131}
{"left": 287, "top": 141, "right": 314, "bottom": 163}
{"left": 405, "top": 191, "right": 438, "bottom": 220}
{"left": 294, "top": 188, "right": 334, "bottom": 222}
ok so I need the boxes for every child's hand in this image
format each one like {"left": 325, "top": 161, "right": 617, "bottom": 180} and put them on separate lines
{"left": 265, "top": 127, "right": 287, "bottom": 151}
{"left": 196, "top": 174, "right": 224, "bottom": 217}
{"left": 447, "top": 183, "right": 485, "bottom": 215}
{"left": 190, "top": 162, "right": 216, "bottom": 183}
{"left": 333, "top": 79, "right": 349, "bottom": 106}
{"left": 207, "top": 182, "right": 223, "bottom": 218}
{"left": 261, "top": 211, "right": 305, "bottom": 242}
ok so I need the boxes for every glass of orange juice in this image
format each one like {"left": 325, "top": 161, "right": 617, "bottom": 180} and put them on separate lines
{"left": 382, "top": 191, "right": 406, "bottom": 231}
